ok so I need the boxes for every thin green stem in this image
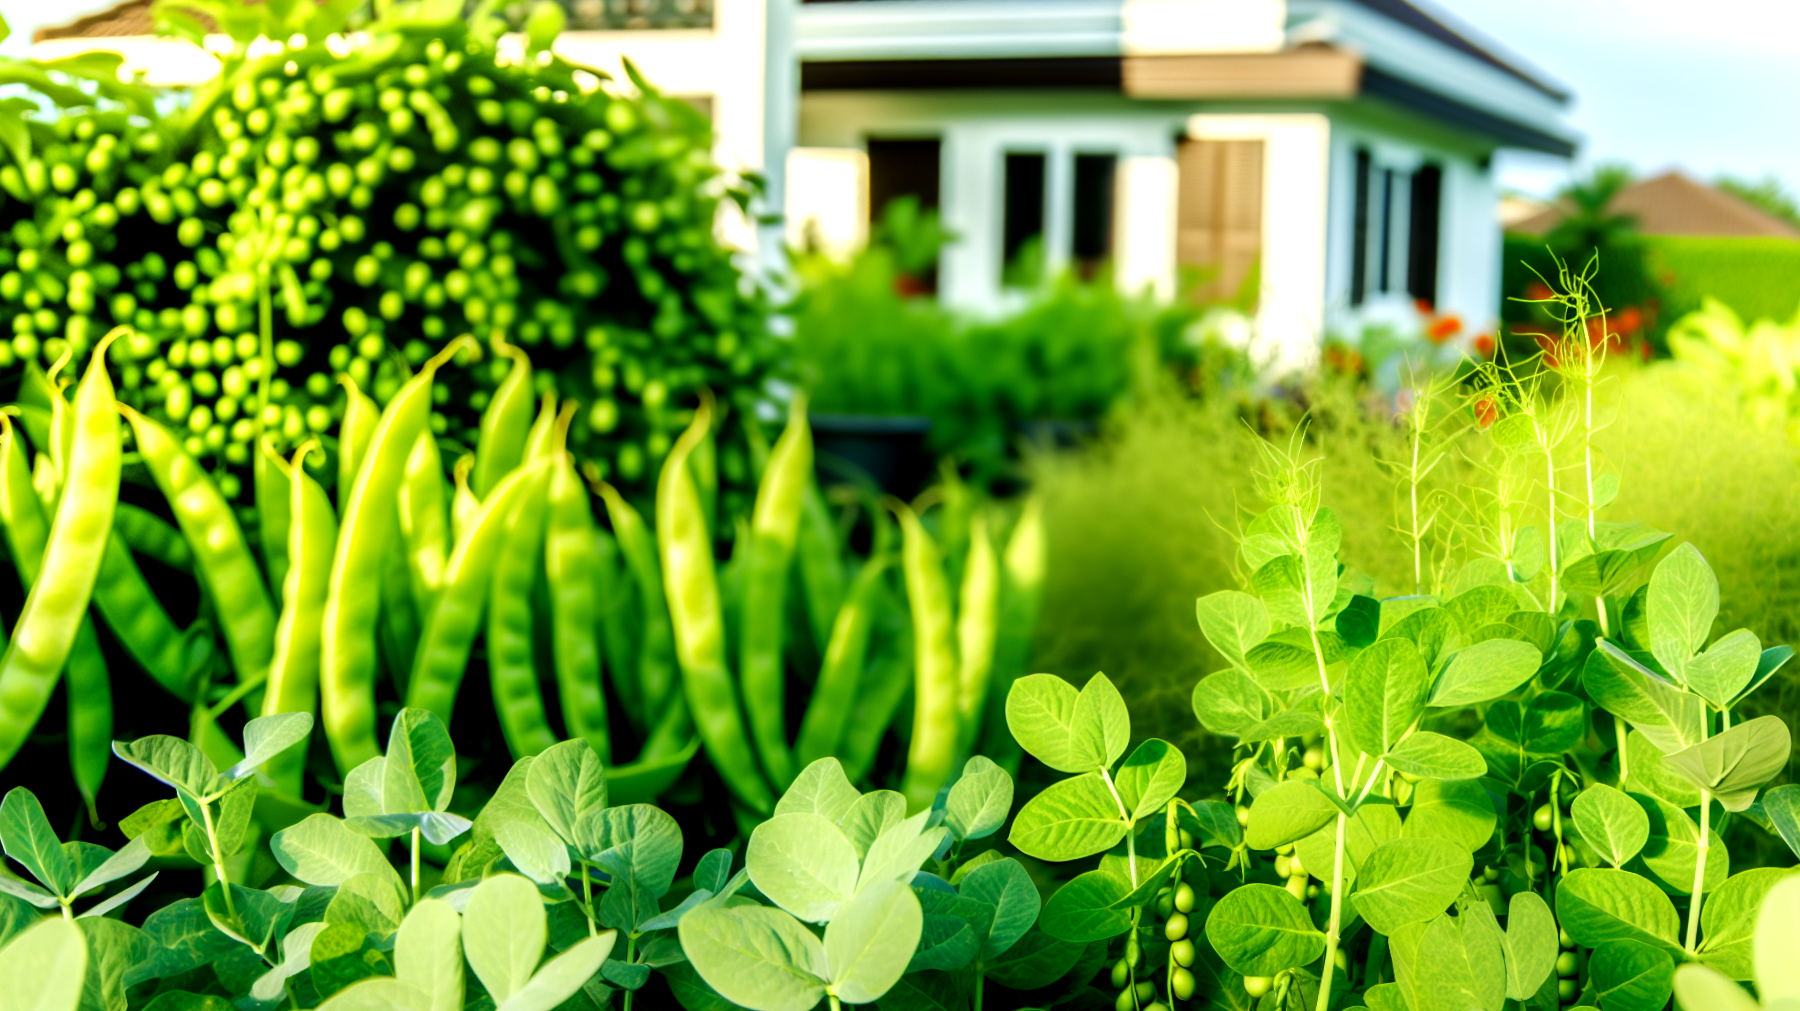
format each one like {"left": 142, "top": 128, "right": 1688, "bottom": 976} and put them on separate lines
{"left": 205, "top": 668, "right": 271, "bottom": 721}
{"left": 1687, "top": 711, "right": 1713, "bottom": 953}
{"left": 625, "top": 933, "right": 638, "bottom": 1011}
{"left": 582, "top": 863, "right": 597, "bottom": 936}
{"left": 973, "top": 969, "right": 984, "bottom": 1011}
{"left": 410, "top": 826, "right": 421, "bottom": 906}
{"left": 1616, "top": 719, "right": 1630, "bottom": 789}
{"left": 200, "top": 799, "right": 238, "bottom": 922}
{"left": 1315, "top": 811, "right": 1347, "bottom": 1011}
{"left": 1099, "top": 767, "right": 1139, "bottom": 887}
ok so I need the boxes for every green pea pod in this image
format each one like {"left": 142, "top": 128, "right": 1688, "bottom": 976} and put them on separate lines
{"left": 378, "top": 537, "right": 419, "bottom": 696}
{"left": 262, "top": 441, "right": 337, "bottom": 797}
{"left": 0, "top": 332, "right": 121, "bottom": 770}
{"left": 738, "top": 395, "right": 811, "bottom": 788}
{"left": 795, "top": 483, "right": 848, "bottom": 654}
{"left": 489, "top": 467, "right": 557, "bottom": 760}
{"left": 658, "top": 394, "right": 773, "bottom": 814}
{"left": 593, "top": 526, "right": 643, "bottom": 732}
{"left": 0, "top": 410, "right": 111, "bottom": 822}
{"left": 256, "top": 440, "right": 291, "bottom": 595}
{"left": 984, "top": 496, "right": 1045, "bottom": 769}
{"left": 122, "top": 406, "right": 277, "bottom": 697}
{"left": 894, "top": 499, "right": 960, "bottom": 811}
{"left": 793, "top": 553, "right": 891, "bottom": 768}
{"left": 546, "top": 429, "right": 609, "bottom": 761}
{"left": 521, "top": 392, "right": 559, "bottom": 460}
{"left": 840, "top": 593, "right": 914, "bottom": 785}
{"left": 471, "top": 336, "right": 532, "bottom": 498}
{"left": 322, "top": 335, "right": 478, "bottom": 773}
{"left": 406, "top": 458, "right": 551, "bottom": 728}
{"left": 398, "top": 431, "right": 450, "bottom": 616}
{"left": 336, "top": 375, "right": 380, "bottom": 515}
{"left": 451, "top": 452, "right": 479, "bottom": 543}
{"left": 114, "top": 502, "right": 193, "bottom": 572}
{"left": 640, "top": 692, "right": 694, "bottom": 761}
{"left": 954, "top": 509, "right": 1000, "bottom": 759}
{"left": 596, "top": 480, "right": 677, "bottom": 727}
{"left": 94, "top": 533, "right": 209, "bottom": 703}
{"left": 691, "top": 420, "right": 717, "bottom": 541}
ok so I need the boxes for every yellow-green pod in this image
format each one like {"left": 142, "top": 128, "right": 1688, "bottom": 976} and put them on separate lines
{"left": 451, "top": 452, "right": 480, "bottom": 543}
{"left": 398, "top": 431, "right": 451, "bottom": 616}
{"left": 738, "top": 395, "right": 811, "bottom": 787}
{"left": 894, "top": 499, "right": 959, "bottom": 812}
{"left": 522, "top": 391, "right": 559, "bottom": 461}
{"left": 336, "top": 374, "right": 380, "bottom": 515}
{"left": 987, "top": 495, "right": 1045, "bottom": 769}
{"left": 544, "top": 406, "right": 609, "bottom": 759}
{"left": 472, "top": 335, "right": 532, "bottom": 498}
{"left": 954, "top": 509, "right": 1000, "bottom": 758}
{"left": 262, "top": 440, "right": 338, "bottom": 796}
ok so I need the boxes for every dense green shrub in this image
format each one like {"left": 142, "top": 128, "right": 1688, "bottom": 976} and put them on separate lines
{"left": 1647, "top": 236, "right": 1800, "bottom": 331}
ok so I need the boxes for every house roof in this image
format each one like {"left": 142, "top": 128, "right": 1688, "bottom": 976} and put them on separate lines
{"left": 1510, "top": 171, "right": 1800, "bottom": 239}
{"left": 34, "top": 0, "right": 159, "bottom": 42}
{"left": 1339, "top": 0, "right": 1567, "bottom": 101}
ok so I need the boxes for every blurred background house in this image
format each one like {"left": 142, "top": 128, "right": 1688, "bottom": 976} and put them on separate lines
{"left": 33, "top": 0, "right": 1577, "bottom": 365}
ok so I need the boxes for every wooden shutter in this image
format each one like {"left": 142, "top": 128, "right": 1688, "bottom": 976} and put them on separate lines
{"left": 1176, "top": 138, "right": 1264, "bottom": 304}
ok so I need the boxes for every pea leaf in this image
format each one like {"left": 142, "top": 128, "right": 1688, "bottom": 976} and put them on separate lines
{"left": 1762, "top": 783, "right": 1800, "bottom": 861}
{"left": 1632, "top": 791, "right": 1729, "bottom": 895}
{"left": 1007, "top": 772, "right": 1126, "bottom": 862}
{"left": 959, "top": 857, "right": 1039, "bottom": 960}
{"left": 1195, "top": 590, "right": 1269, "bottom": 671}
{"left": 838, "top": 790, "right": 906, "bottom": 859}
{"left": 1411, "top": 908, "right": 1506, "bottom": 1011}
{"left": 1384, "top": 606, "right": 1459, "bottom": 667}
{"left": 1336, "top": 593, "right": 1382, "bottom": 648}
{"left": 1686, "top": 629, "right": 1762, "bottom": 710}
{"left": 909, "top": 890, "right": 987, "bottom": 972}
{"left": 79, "top": 916, "right": 147, "bottom": 1011}
{"left": 227, "top": 712, "right": 314, "bottom": 781}
{"left": 270, "top": 814, "right": 405, "bottom": 893}
{"left": 1114, "top": 739, "right": 1185, "bottom": 822}
{"left": 1427, "top": 638, "right": 1540, "bottom": 708}
{"left": 1444, "top": 585, "right": 1518, "bottom": 636}
{"left": 1647, "top": 543, "right": 1718, "bottom": 679}
{"left": 859, "top": 811, "right": 947, "bottom": 893}
{"left": 462, "top": 874, "right": 546, "bottom": 1005}
{"left": 343, "top": 757, "right": 385, "bottom": 819}
{"left": 982, "top": 925, "right": 1085, "bottom": 990}
{"left": 111, "top": 736, "right": 218, "bottom": 800}
{"left": 1346, "top": 638, "right": 1430, "bottom": 758}
{"left": 777, "top": 758, "right": 860, "bottom": 823}
{"left": 825, "top": 878, "right": 922, "bottom": 1003}
{"left": 1202, "top": 883, "right": 1326, "bottom": 977}
{"left": 1069, "top": 672, "right": 1130, "bottom": 771}
{"left": 945, "top": 757, "right": 1013, "bottom": 842}
{"left": 1698, "top": 868, "right": 1796, "bottom": 981}
{"left": 1245, "top": 628, "right": 1337, "bottom": 691}
{"left": 1244, "top": 780, "right": 1339, "bottom": 850}
{"left": 1040, "top": 869, "right": 1133, "bottom": 943}
{"left": 1401, "top": 777, "right": 1496, "bottom": 853}
{"left": 1572, "top": 784, "right": 1650, "bottom": 868}
{"left": 385, "top": 708, "right": 457, "bottom": 816}
{"left": 0, "top": 788, "right": 72, "bottom": 897}
{"left": 1733, "top": 645, "right": 1794, "bottom": 706}
{"left": 1349, "top": 838, "right": 1471, "bottom": 934}
{"left": 1556, "top": 868, "right": 1681, "bottom": 955}
{"left": 526, "top": 739, "right": 608, "bottom": 854}
{"left": 494, "top": 817, "right": 571, "bottom": 887}
{"left": 1672, "top": 963, "right": 1760, "bottom": 1011}
{"left": 122, "top": 897, "right": 236, "bottom": 987}
{"left": 1295, "top": 802, "right": 1400, "bottom": 890}
{"left": 745, "top": 813, "right": 858, "bottom": 923}
{"left": 0, "top": 919, "right": 85, "bottom": 1011}
{"left": 1386, "top": 732, "right": 1487, "bottom": 781}
{"left": 1625, "top": 730, "right": 1701, "bottom": 807}
{"left": 1502, "top": 891, "right": 1557, "bottom": 1001}
{"left": 1583, "top": 643, "right": 1705, "bottom": 754}
{"left": 1588, "top": 938, "right": 1674, "bottom": 1011}
{"left": 1004, "top": 674, "right": 1083, "bottom": 773}
{"left": 678, "top": 904, "right": 829, "bottom": 1011}
{"left": 501, "top": 933, "right": 616, "bottom": 1011}
{"left": 1662, "top": 715, "right": 1791, "bottom": 812}
{"left": 1191, "top": 669, "right": 1272, "bottom": 738}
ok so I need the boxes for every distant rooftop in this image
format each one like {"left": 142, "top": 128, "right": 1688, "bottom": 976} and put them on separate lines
{"left": 1511, "top": 171, "right": 1800, "bottom": 240}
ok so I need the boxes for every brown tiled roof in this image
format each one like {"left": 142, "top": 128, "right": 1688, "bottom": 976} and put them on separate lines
{"left": 34, "top": 0, "right": 157, "bottom": 42}
{"left": 1511, "top": 171, "right": 1800, "bottom": 240}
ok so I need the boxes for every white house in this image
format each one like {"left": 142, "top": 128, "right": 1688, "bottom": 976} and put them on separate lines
{"left": 37, "top": 0, "right": 1575, "bottom": 366}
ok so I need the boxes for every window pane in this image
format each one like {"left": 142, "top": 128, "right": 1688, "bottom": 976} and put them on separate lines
{"left": 1072, "top": 153, "right": 1117, "bottom": 278}
{"left": 1002, "top": 152, "right": 1047, "bottom": 284}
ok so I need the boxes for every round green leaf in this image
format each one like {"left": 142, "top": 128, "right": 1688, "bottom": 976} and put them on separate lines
{"left": 1007, "top": 773, "right": 1126, "bottom": 863}
{"left": 1245, "top": 780, "right": 1339, "bottom": 851}
{"left": 1698, "top": 868, "right": 1797, "bottom": 980}
{"left": 945, "top": 757, "right": 1014, "bottom": 842}
{"left": 1673, "top": 963, "right": 1760, "bottom": 1011}
{"left": 1504, "top": 892, "right": 1558, "bottom": 1001}
{"left": 1572, "top": 784, "right": 1651, "bottom": 869}
{"left": 824, "top": 878, "right": 922, "bottom": 1004}
{"left": 1386, "top": 732, "right": 1487, "bottom": 780}
{"left": 1632, "top": 791, "right": 1729, "bottom": 895}
{"left": 1647, "top": 543, "right": 1717, "bottom": 679}
{"left": 463, "top": 874, "right": 548, "bottom": 1005}
{"left": 525, "top": 738, "right": 607, "bottom": 852}
{"left": 0, "top": 918, "right": 86, "bottom": 1011}
{"left": 1346, "top": 638, "right": 1430, "bottom": 758}
{"left": 1663, "top": 715, "right": 1791, "bottom": 812}
{"left": 1556, "top": 868, "right": 1681, "bottom": 955}
{"left": 1203, "top": 883, "right": 1326, "bottom": 977}
{"left": 1428, "top": 638, "right": 1541, "bottom": 709}
{"left": 1070, "top": 672, "right": 1130, "bottom": 771}
{"left": 746, "top": 813, "right": 859, "bottom": 923}
{"left": 1115, "top": 739, "right": 1185, "bottom": 822}
{"left": 1755, "top": 874, "right": 1800, "bottom": 1002}
{"left": 1005, "top": 675, "right": 1083, "bottom": 773}
{"left": 1350, "top": 838, "right": 1471, "bottom": 934}
{"left": 270, "top": 814, "right": 405, "bottom": 892}
{"left": 678, "top": 904, "right": 830, "bottom": 1011}
{"left": 1196, "top": 590, "right": 1270, "bottom": 670}
{"left": 1040, "top": 869, "right": 1132, "bottom": 943}
{"left": 776, "top": 758, "right": 861, "bottom": 823}
{"left": 1191, "top": 669, "right": 1272, "bottom": 738}
{"left": 1402, "top": 777, "right": 1496, "bottom": 852}
{"left": 1588, "top": 939, "right": 1674, "bottom": 1011}
{"left": 1411, "top": 909, "right": 1505, "bottom": 1011}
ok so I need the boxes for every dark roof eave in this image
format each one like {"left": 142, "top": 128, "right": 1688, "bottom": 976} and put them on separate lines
{"left": 1359, "top": 67, "right": 1573, "bottom": 156}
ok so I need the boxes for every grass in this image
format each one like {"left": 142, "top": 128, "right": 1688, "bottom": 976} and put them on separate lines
{"left": 1647, "top": 236, "right": 1800, "bottom": 326}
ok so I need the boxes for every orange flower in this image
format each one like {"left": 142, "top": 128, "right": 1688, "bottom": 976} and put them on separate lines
{"left": 1472, "top": 333, "right": 1495, "bottom": 358}
{"left": 1474, "top": 397, "right": 1499, "bottom": 430}
{"left": 1426, "top": 315, "right": 1462, "bottom": 343}
{"left": 1525, "top": 282, "right": 1554, "bottom": 301}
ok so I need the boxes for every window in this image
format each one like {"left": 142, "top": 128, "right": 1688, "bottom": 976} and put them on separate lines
{"left": 1175, "top": 138, "right": 1263, "bottom": 304}
{"left": 1002, "top": 152, "right": 1047, "bottom": 285}
{"left": 1350, "top": 147, "right": 1371, "bottom": 306}
{"left": 867, "top": 138, "right": 941, "bottom": 223}
{"left": 1071, "top": 153, "right": 1117, "bottom": 278}
{"left": 1407, "top": 163, "right": 1443, "bottom": 306}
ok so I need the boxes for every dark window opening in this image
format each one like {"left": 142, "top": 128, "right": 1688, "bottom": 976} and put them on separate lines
{"left": 867, "top": 137, "right": 942, "bottom": 293}
{"left": 1002, "top": 152, "right": 1047, "bottom": 286}
{"left": 1377, "top": 168, "right": 1395, "bottom": 293}
{"left": 1407, "top": 163, "right": 1443, "bottom": 307}
{"left": 1350, "top": 148, "right": 1371, "bottom": 306}
{"left": 1071, "top": 153, "right": 1117, "bottom": 279}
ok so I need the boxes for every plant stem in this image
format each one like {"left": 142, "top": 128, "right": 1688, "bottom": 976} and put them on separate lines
{"left": 1688, "top": 789, "right": 1712, "bottom": 953}
{"left": 582, "top": 863, "right": 597, "bottom": 936}
{"left": 200, "top": 799, "right": 238, "bottom": 922}
{"left": 1099, "top": 767, "right": 1140, "bottom": 887}
{"left": 1616, "top": 719, "right": 1630, "bottom": 789}
{"left": 1543, "top": 427, "right": 1560, "bottom": 614}
{"left": 974, "top": 969, "right": 984, "bottom": 1011}
{"left": 1315, "top": 811, "right": 1347, "bottom": 1011}
{"left": 625, "top": 934, "right": 638, "bottom": 1011}
{"left": 410, "top": 826, "right": 421, "bottom": 905}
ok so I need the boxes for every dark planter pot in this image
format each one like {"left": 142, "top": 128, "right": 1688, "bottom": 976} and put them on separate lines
{"left": 810, "top": 413, "right": 935, "bottom": 501}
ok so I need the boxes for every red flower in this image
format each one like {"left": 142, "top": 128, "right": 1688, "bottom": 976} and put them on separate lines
{"left": 1475, "top": 397, "right": 1499, "bottom": 430}
{"left": 1525, "top": 282, "right": 1554, "bottom": 301}
{"left": 1472, "top": 333, "right": 1495, "bottom": 358}
{"left": 1426, "top": 315, "right": 1462, "bottom": 343}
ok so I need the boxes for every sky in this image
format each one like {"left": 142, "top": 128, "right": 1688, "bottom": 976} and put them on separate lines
{"left": 5, "top": 0, "right": 1799, "bottom": 201}
{"left": 1435, "top": 0, "right": 1800, "bottom": 199}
